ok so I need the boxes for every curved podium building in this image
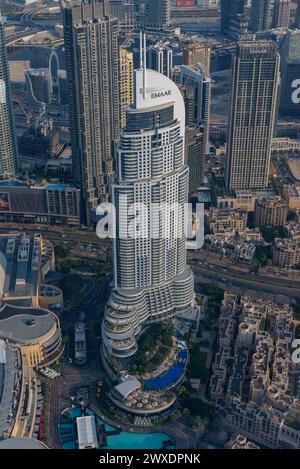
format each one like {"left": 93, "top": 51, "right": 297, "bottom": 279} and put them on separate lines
{"left": 102, "top": 63, "right": 196, "bottom": 362}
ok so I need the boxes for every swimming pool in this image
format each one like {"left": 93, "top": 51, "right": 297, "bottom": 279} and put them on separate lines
{"left": 59, "top": 408, "right": 174, "bottom": 450}
{"left": 144, "top": 349, "right": 188, "bottom": 391}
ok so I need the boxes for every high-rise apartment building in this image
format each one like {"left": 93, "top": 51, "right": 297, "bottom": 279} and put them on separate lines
{"left": 182, "top": 43, "right": 211, "bottom": 72}
{"left": 295, "top": 0, "right": 300, "bottom": 28}
{"left": 119, "top": 48, "right": 134, "bottom": 129}
{"left": 25, "top": 68, "right": 52, "bottom": 111}
{"left": 226, "top": 41, "right": 280, "bottom": 191}
{"left": 135, "top": 0, "right": 171, "bottom": 30}
{"left": 272, "top": 0, "right": 291, "bottom": 28}
{"left": 185, "top": 127, "right": 205, "bottom": 193}
{"left": 280, "top": 30, "right": 300, "bottom": 117}
{"left": 180, "top": 64, "right": 211, "bottom": 151}
{"left": 148, "top": 43, "right": 173, "bottom": 79}
{"left": 220, "top": 0, "right": 245, "bottom": 34}
{"left": 250, "top": 0, "right": 272, "bottom": 32}
{"left": 62, "top": 0, "right": 120, "bottom": 221}
{"left": 0, "top": 16, "right": 18, "bottom": 180}
{"left": 102, "top": 51, "right": 196, "bottom": 360}
{"left": 110, "top": 0, "right": 136, "bottom": 31}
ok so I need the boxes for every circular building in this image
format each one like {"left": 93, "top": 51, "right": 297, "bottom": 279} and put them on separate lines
{"left": 0, "top": 303, "right": 63, "bottom": 367}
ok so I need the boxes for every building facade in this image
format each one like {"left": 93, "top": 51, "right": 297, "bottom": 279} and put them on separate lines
{"left": 0, "top": 182, "right": 80, "bottom": 225}
{"left": 225, "top": 41, "right": 280, "bottom": 190}
{"left": 179, "top": 64, "right": 211, "bottom": 150}
{"left": 148, "top": 43, "right": 173, "bottom": 79}
{"left": 254, "top": 197, "right": 288, "bottom": 228}
{"left": 250, "top": 0, "right": 272, "bottom": 32}
{"left": 185, "top": 127, "right": 205, "bottom": 193}
{"left": 280, "top": 30, "right": 300, "bottom": 117}
{"left": 119, "top": 48, "right": 134, "bottom": 129}
{"left": 62, "top": 0, "right": 120, "bottom": 222}
{"left": 220, "top": 0, "right": 245, "bottom": 34}
{"left": 182, "top": 43, "right": 211, "bottom": 72}
{"left": 135, "top": 0, "right": 171, "bottom": 30}
{"left": 102, "top": 65, "right": 196, "bottom": 361}
{"left": 0, "top": 16, "right": 18, "bottom": 180}
{"left": 272, "top": 0, "right": 291, "bottom": 28}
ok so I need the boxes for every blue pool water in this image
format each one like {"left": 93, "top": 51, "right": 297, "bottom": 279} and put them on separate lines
{"left": 104, "top": 430, "right": 173, "bottom": 450}
{"left": 144, "top": 349, "right": 188, "bottom": 391}
{"left": 0, "top": 180, "right": 24, "bottom": 187}
{"left": 47, "top": 183, "right": 69, "bottom": 190}
{"left": 59, "top": 408, "right": 174, "bottom": 450}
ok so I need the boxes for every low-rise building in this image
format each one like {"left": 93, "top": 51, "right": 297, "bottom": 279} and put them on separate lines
{"left": 282, "top": 184, "right": 300, "bottom": 211}
{"left": 0, "top": 181, "right": 80, "bottom": 226}
{"left": 0, "top": 233, "right": 63, "bottom": 310}
{"left": 254, "top": 197, "right": 288, "bottom": 228}
{"left": 227, "top": 434, "right": 260, "bottom": 449}
{"left": 206, "top": 208, "right": 248, "bottom": 235}
{"left": 210, "top": 294, "right": 299, "bottom": 448}
{"left": 272, "top": 238, "right": 300, "bottom": 268}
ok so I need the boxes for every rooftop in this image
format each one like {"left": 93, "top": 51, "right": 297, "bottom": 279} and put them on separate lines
{"left": 0, "top": 304, "right": 57, "bottom": 344}
{"left": 76, "top": 415, "right": 98, "bottom": 449}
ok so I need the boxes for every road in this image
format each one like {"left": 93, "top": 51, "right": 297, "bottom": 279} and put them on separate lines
{"left": 190, "top": 261, "right": 300, "bottom": 302}
{"left": 6, "top": 0, "right": 58, "bottom": 46}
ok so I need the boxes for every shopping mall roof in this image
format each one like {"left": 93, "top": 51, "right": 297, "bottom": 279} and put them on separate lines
{"left": 0, "top": 304, "right": 56, "bottom": 343}
{"left": 0, "top": 437, "right": 47, "bottom": 449}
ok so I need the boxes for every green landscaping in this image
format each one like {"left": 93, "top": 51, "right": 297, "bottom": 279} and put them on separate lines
{"left": 255, "top": 245, "right": 272, "bottom": 266}
{"left": 132, "top": 322, "right": 174, "bottom": 374}
{"left": 189, "top": 347, "right": 209, "bottom": 382}
{"left": 260, "top": 225, "right": 285, "bottom": 243}
{"left": 198, "top": 284, "right": 224, "bottom": 329}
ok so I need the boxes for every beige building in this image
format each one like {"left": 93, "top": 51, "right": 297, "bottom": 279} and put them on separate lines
{"left": 281, "top": 184, "right": 300, "bottom": 211}
{"left": 0, "top": 305, "right": 63, "bottom": 441}
{"left": 227, "top": 435, "right": 260, "bottom": 449}
{"left": 217, "top": 191, "right": 257, "bottom": 213}
{"left": 254, "top": 197, "right": 288, "bottom": 228}
{"left": 182, "top": 43, "right": 211, "bottom": 72}
{"left": 206, "top": 208, "right": 248, "bottom": 235}
{"left": 119, "top": 48, "right": 133, "bottom": 129}
{"left": 272, "top": 238, "right": 300, "bottom": 268}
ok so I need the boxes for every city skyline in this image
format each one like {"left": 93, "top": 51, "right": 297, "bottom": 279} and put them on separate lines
{"left": 0, "top": 0, "right": 300, "bottom": 455}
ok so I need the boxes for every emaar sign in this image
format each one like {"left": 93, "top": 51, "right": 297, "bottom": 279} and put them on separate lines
{"left": 151, "top": 90, "right": 172, "bottom": 99}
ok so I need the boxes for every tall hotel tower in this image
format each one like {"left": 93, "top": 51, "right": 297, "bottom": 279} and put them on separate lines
{"left": 226, "top": 41, "right": 280, "bottom": 191}
{"left": 0, "top": 16, "right": 18, "bottom": 180}
{"left": 62, "top": 0, "right": 120, "bottom": 221}
{"left": 102, "top": 37, "right": 196, "bottom": 361}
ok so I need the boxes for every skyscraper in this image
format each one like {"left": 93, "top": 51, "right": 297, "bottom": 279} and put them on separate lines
{"left": 226, "top": 41, "right": 280, "bottom": 191}
{"left": 135, "top": 0, "right": 171, "bottom": 30}
{"left": 186, "top": 127, "right": 205, "bottom": 193}
{"left": 0, "top": 16, "right": 18, "bottom": 180}
{"left": 101, "top": 41, "right": 196, "bottom": 361}
{"left": 250, "top": 0, "right": 272, "bottom": 32}
{"left": 180, "top": 64, "right": 211, "bottom": 151}
{"left": 119, "top": 48, "right": 134, "bottom": 128}
{"left": 295, "top": 0, "right": 300, "bottom": 28}
{"left": 220, "top": 0, "right": 245, "bottom": 34}
{"left": 272, "top": 0, "right": 291, "bottom": 28}
{"left": 62, "top": 0, "right": 120, "bottom": 221}
{"left": 280, "top": 30, "right": 300, "bottom": 117}
{"left": 148, "top": 43, "right": 173, "bottom": 79}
